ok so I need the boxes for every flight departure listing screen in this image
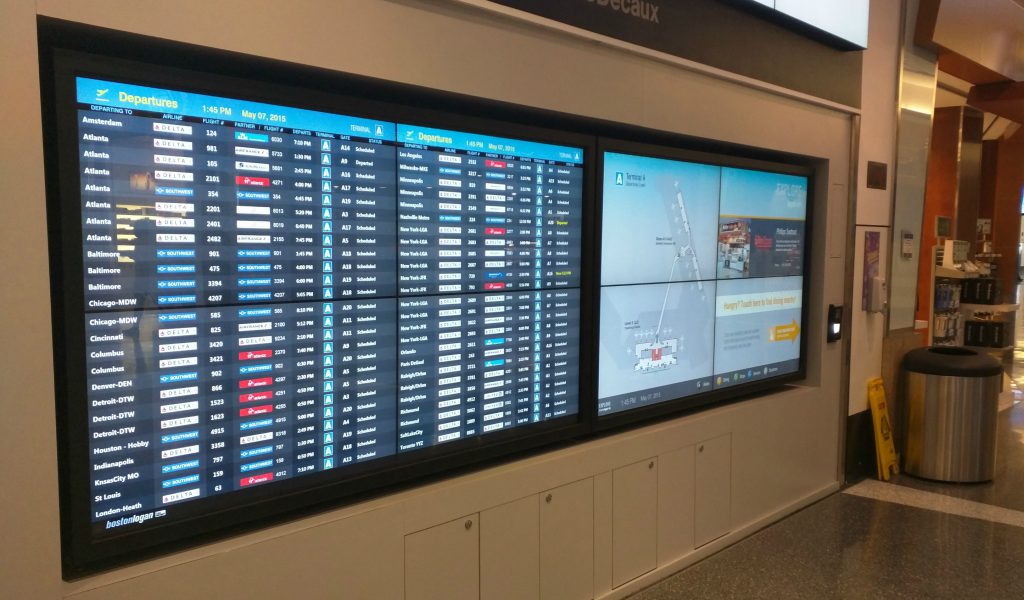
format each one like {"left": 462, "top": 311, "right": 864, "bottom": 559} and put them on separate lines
{"left": 74, "top": 77, "right": 583, "bottom": 533}
{"left": 598, "top": 151, "right": 806, "bottom": 416}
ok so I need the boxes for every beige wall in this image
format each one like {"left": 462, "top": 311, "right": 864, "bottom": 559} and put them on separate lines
{"left": 849, "top": 0, "right": 903, "bottom": 415}
{"left": 0, "top": 1, "right": 853, "bottom": 597}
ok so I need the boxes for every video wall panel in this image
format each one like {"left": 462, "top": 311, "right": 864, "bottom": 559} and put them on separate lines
{"left": 62, "top": 69, "right": 586, "bottom": 557}
{"left": 598, "top": 148, "right": 809, "bottom": 417}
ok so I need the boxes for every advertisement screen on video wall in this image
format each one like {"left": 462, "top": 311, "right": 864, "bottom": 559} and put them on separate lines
{"left": 598, "top": 148, "right": 808, "bottom": 416}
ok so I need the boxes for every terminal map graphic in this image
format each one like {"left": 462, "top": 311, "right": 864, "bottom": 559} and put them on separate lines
{"left": 601, "top": 153, "right": 718, "bottom": 286}
{"left": 599, "top": 151, "right": 807, "bottom": 415}
{"left": 598, "top": 282, "right": 715, "bottom": 414}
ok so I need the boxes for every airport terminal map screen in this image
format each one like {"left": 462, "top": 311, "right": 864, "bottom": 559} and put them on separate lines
{"left": 598, "top": 151, "right": 807, "bottom": 416}
{"left": 71, "top": 76, "right": 584, "bottom": 534}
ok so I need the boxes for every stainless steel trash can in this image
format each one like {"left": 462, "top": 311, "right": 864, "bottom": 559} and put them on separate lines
{"left": 901, "top": 347, "right": 1002, "bottom": 482}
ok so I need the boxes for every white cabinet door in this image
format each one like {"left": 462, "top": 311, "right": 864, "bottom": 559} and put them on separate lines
{"left": 694, "top": 433, "right": 732, "bottom": 547}
{"left": 540, "top": 478, "right": 594, "bottom": 600}
{"left": 612, "top": 458, "right": 658, "bottom": 587}
{"left": 481, "top": 496, "right": 539, "bottom": 600}
{"left": 657, "top": 445, "right": 696, "bottom": 564}
{"left": 405, "top": 514, "right": 479, "bottom": 600}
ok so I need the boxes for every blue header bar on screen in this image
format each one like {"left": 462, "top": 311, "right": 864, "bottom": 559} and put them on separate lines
{"left": 76, "top": 77, "right": 395, "bottom": 141}
{"left": 397, "top": 123, "right": 583, "bottom": 164}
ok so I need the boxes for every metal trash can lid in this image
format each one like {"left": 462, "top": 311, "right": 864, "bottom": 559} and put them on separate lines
{"left": 902, "top": 346, "right": 1002, "bottom": 377}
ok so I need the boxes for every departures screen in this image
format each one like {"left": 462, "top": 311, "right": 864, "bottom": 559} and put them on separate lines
{"left": 598, "top": 151, "right": 806, "bottom": 416}
{"left": 74, "top": 76, "right": 583, "bottom": 533}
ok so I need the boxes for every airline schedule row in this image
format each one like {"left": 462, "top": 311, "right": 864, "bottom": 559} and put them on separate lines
{"left": 79, "top": 112, "right": 583, "bottom": 310}
{"left": 86, "top": 291, "right": 578, "bottom": 521}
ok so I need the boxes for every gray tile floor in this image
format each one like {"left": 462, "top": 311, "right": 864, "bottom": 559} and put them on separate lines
{"left": 629, "top": 492, "right": 1024, "bottom": 600}
{"left": 628, "top": 293, "right": 1024, "bottom": 599}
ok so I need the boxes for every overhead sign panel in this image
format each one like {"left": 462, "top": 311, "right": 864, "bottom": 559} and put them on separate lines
{"left": 743, "top": 0, "right": 869, "bottom": 48}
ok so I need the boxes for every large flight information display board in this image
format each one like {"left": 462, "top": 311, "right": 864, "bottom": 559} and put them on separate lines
{"left": 74, "top": 77, "right": 583, "bottom": 533}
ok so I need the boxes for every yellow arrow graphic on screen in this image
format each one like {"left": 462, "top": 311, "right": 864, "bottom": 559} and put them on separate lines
{"left": 770, "top": 320, "right": 800, "bottom": 342}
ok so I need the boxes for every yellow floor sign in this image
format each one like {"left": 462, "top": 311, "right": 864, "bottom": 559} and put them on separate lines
{"left": 867, "top": 377, "right": 899, "bottom": 480}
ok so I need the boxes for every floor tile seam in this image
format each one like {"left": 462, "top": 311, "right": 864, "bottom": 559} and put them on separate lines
{"left": 845, "top": 481, "right": 1014, "bottom": 522}
{"left": 843, "top": 480, "right": 1024, "bottom": 530}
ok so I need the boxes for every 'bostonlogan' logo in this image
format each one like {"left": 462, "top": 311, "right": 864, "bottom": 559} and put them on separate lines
{"left": 586, "top": 0, "right": 661, "bottom": 24}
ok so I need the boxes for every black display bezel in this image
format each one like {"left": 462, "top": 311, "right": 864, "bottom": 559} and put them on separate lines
{"left": 38, "top": 17, "right": 815, "bottom": 577}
